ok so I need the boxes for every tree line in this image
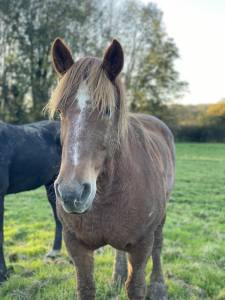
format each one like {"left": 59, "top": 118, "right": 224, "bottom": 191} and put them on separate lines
{"left": 170, "top": 100, "right": 225, "bottom": 142}
{"left": 0, "top": 0, "right": 186, "bottom": 123}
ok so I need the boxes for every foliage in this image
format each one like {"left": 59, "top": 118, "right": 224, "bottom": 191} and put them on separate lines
{"left": 128, "top": 3, "right": 187, "bottom": 113}
{"left": 0, "top": 0, "right": 93, "bottom": 122}
{"left": 206, "top": 100, "right": 225, "bottom": 118}
{"left": 168, "top": 104, "right": 208, "bottom": 127}
{"left": 171, "top": 101, "right": 225, "bottom": 142}
{"left": 0, "top": 0, "right": 186, "bottom": 123}
{"left": 205, "top": 100, "right": 225, "bottom": 128}
{"left": 1, "top": 143, "right": 225, "bottom": 299}
{"left": 175, "top": 124, "right": 225, "bottom": 142}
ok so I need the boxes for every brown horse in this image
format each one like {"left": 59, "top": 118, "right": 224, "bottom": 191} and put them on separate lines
{"left": 46, "top": 38, "right": 175, "bottom": 300}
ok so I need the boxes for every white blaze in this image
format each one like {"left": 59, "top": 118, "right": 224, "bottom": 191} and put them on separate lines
{"left": 77, "top": 82, "right": 89, "bottom": 111}
{"left": 71, "top": 83, "right": 89, "bottom": 166}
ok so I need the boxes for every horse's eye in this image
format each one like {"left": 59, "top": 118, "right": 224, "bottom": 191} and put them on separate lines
{"left": 104, "top": 107, "right": 111, "bottom": 118}
{"left": 56, "top": 108, "right": 63, "bottom": 119}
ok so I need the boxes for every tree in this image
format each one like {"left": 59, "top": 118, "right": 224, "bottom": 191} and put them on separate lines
{"left": 0, "top": 0, "right": 93, "bottom": 122}
{"left": 206, "top": 100, "right": 225, "bottom": 125}
{"left": 80, "top": 1, "right": 187, "bottom": 116}
{"left": 0, "top": 0, "right": 187, "bottom": 123}
{"left": 127, "top": 3, "right": 187, "bottom": 114}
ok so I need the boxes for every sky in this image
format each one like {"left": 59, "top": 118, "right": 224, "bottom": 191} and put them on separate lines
{"left": 145, "top": 0, "right": 225, "bottom": 105}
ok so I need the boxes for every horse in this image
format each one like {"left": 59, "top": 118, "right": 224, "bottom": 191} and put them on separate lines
{"left": 0, "top": 120, "right": 62, "bottom": 282}
{"left": 47, "top": 38, "right": 175, "bottom": 300}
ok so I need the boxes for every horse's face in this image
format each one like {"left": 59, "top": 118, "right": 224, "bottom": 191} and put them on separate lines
{"left": 51, "top": 38, "right": 124, "bottom": 214}
{"left": 57, "top": 83, "right": 116, "bottom": 214}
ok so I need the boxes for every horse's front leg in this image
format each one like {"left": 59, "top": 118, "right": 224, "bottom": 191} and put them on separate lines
{"left": 0, "top": 194, "right": 7, "bottom": 282}
{"left": 64, "top": 230, "right": 95, "bottom": 300}
{"left": 126, "top": 234, "right": 154, "bottom": 300}
{"left": 45, "top": 183, "right": 62, "bottom": 258}
{"left": 112, "top": 250, "right": 127, "bottom": 286}
{"left": 147, "top": 216, "right": 168, "bottom": 300}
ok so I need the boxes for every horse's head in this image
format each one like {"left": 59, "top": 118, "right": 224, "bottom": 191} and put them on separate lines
{"left": 48, "top": 38, "right": 127, "bottom": 214}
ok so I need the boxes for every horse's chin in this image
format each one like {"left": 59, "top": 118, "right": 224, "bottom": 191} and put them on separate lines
{"left": 70, "top": 208, "right": 89, "bottom": 215}
{"left": 69, "top": 204, "right": 92, "bottom": 215}
{"left": 61, "top": 198, "right": 93, "bottom": 215}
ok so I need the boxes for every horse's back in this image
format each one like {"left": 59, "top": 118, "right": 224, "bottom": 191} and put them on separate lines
{"left": 0, "top": 120, "right": 61, "bottom": 194}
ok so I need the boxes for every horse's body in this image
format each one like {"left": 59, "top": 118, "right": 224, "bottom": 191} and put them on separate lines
{"left": 58, "top": 114, "right": 174, "bottom": 251}
{"left": 0, "top": 120, "right": 62, "bottom": 281}
{"left": 48, "top": 38, "right": 175, "bottom": 299}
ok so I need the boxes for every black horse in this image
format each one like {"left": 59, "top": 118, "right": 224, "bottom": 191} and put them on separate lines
{"left": 0, "top": 120, "right": 62, "bottom": 282}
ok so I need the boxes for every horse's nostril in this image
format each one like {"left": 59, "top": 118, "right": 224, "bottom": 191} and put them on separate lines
{"left": 55, "top": 181, "right": 92, "bottom": 205}
{"left": 80, "top": 183, "right": 91, "bottom": 202}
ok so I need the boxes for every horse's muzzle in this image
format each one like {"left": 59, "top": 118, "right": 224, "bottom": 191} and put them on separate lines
{"left": 54, "top": 180, "right": 94, "bottom": 214}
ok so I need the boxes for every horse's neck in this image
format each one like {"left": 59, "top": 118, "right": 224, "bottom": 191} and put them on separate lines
{"left": 96, "top": 141, "right": 130, "bottom": 198}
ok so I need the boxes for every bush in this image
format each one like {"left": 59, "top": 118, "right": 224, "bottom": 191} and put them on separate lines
{"left": 175, "top": 124, "right": 225, "bottom": 142}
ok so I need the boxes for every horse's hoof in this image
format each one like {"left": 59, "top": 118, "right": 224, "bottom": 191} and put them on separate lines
{"left": 147, "top": 282, "right": 168, "bottom": 300}
{"left": 45, "top": 249, "right": 60, "bottom": 259}
{"left": 0, "top": 273, "right": 7, "bottom": 283}
{"left": 0, "top": 267, "right": 13, "bottom": 283}
{"left": 7, "top": 266, "right": 14, "bottom": 275}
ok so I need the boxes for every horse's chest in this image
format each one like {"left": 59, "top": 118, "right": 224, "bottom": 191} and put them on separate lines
{"left": 58, "top": 205, "right": 104, "bottom": 247}
{"left": 101, "top": 205, "right": 155, "bottom": 249}
{"left": 58, "top": 199, "right": 159, "bottom": 250}
{"left": 76, "top": 213, "right": 103, "bottom": 245}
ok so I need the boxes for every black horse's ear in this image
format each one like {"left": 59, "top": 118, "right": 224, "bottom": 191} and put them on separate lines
{"left": 102, "top": 39, "right": 124, "bottom": 81}
{"left": 51, "top": 38, "right": 74, "bottom": 76}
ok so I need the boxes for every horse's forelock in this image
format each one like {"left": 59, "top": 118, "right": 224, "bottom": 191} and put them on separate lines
{"left": 46, "top": 57, "right": 128, "bottom": 141}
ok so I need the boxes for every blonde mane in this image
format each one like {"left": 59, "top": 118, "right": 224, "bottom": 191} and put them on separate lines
{"left": 45, "top": 57, "right": 128, "bottom": 140}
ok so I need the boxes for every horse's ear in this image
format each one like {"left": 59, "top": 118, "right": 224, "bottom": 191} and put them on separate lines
{"left": 51, "top": 38, "right": 74, "bottom": 76}
{"left": 102, "top": 39, "right": 124, "bottom": 81}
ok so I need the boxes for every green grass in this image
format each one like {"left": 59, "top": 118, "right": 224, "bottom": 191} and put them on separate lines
{"left": 1, "top": 143, "right": 225, "bottom": 299}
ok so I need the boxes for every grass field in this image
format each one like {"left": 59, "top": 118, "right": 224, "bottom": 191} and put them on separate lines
{"left": 0, "top": 143, "right": 225, "bottom": 300}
